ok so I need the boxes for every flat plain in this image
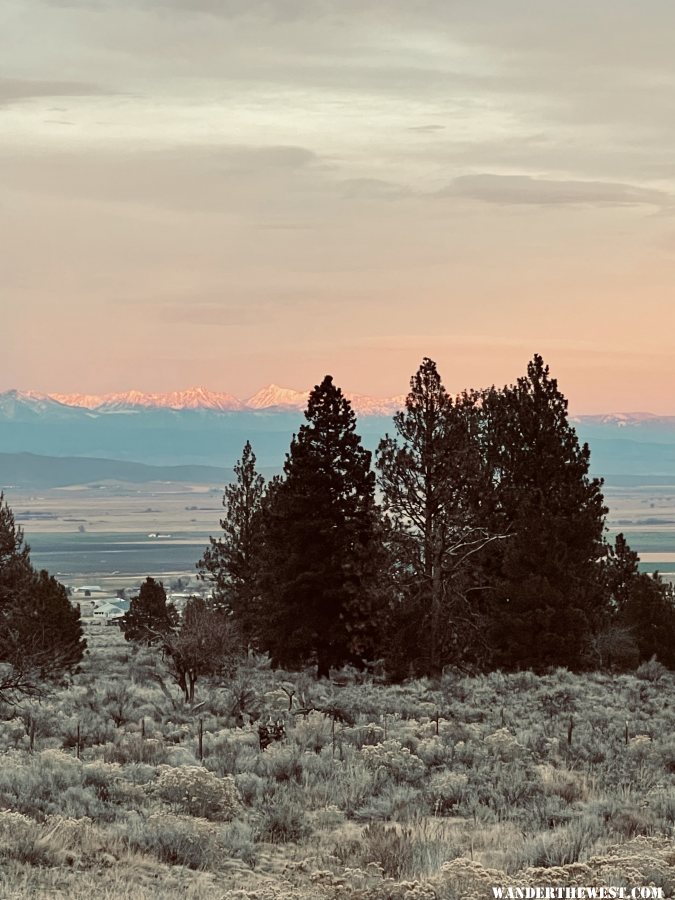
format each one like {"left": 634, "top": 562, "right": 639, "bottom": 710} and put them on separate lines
{"left": 6, "top": 480, "right": 675, "bottom": 583}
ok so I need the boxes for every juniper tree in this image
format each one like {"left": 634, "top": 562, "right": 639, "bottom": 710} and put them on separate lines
{"left": 620, "top": 572, "right": 675, "bottom": 668}
{"left": 197, "top": 440, "right": 265, "bottom": 648}
{"left": 120, "top": 576, "right": 178, "bottom": 646}
{"left": 602, "top": 533, "right": 675, "bottom": 667}
{"left": 0, "top": 492, "right": 85, "bottom": 698}
{"left": 258, "top": 376, "right": 384, "bottom": 678}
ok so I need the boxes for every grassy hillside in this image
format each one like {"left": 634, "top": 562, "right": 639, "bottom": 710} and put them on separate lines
{"left": 0, "top": 629, "right": 673, "bottom": 898}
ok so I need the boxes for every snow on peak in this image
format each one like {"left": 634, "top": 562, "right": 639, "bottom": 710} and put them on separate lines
{"left": 51, "top": 388, "right": 245, "bottom": 412}
{"left": 571, "top": 411, "right": 666, "bottom": 427}
{"left": 0, "top": 389, "right": 85, "bottom": 419}
{"left": 246, "top": 384, "right": 310, "bottom": 410}
{"left": 346, "top": 392, "right": 407, "bottom": 416}
{"left": 8, "top": 384, "right": 414, "bottom": 417}
{"left": 246, "top": 384, "right": 407, "bottom": 415}
{"left": 50, "top": 393, "right": 107, "bottom": 409}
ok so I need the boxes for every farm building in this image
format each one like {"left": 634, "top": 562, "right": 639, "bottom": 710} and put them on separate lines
{"left": 91, "top": 600, "right": 130, "bottom": 623}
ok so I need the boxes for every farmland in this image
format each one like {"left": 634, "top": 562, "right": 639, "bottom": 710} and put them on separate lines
{"left": 5, "top": 479, "right": 675, "bottom": 582}
{"left": 4, "top": 481, "right": 218, "bottom": 581}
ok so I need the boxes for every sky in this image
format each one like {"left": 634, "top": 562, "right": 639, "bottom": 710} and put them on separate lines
{"left": 3, "top": 0, "right": 675, "bottom": 412}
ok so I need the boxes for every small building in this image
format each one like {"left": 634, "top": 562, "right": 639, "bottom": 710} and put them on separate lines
{"left": 92, "top": 595, "right": 127, "bottom": 609}
{"left": 91, "top": 600, "right": 130, "bottom": 624}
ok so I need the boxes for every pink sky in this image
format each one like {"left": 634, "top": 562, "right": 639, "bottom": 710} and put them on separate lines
{"left": 3, "top": 1, "right": 675, "bottom": 413}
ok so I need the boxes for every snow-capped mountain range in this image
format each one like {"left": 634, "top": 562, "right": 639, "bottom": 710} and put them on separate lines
{"left": 3, "top": 388, "right": 675, "bottom": 477}
{"left": 0, "top": 385, "right": 407, "bottom": 417}
{"left": 0, "top": 387, "right": 673, "bottom": 425}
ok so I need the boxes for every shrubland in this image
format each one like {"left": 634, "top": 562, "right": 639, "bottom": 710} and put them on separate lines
{"left": 0, "top": 627, "right": 672, "bottom": 899}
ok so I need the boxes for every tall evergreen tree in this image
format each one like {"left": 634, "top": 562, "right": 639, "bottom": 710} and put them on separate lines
{"left": 197, "top": 441, "right": 265, "bottom": 647}
{"left": 259, "top": 376, "right": 383, "bottom": 678}
{"left": 377, "top": 358, "right": 496, "bottom": 676}
{"left": 480, "top": 354, "right": 609, "bottom": 670}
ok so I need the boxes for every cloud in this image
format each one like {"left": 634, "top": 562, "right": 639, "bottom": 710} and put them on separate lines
{"left": 407, "top": 125, "right": 446, "bottom": 133}
{"left": 440, "top": 174, "right": 672, "bottom": 208}
{"left": 0, "top": 144, "right": 322, "bottom": 213}
{"left": 0, "top": 78, "right": 115, "bottom": 107}
{"left": 338, "top": 178, "right": 412, "bottom": 201}
{"left": 216, "top": 145, "right": 318, "bottom": 172}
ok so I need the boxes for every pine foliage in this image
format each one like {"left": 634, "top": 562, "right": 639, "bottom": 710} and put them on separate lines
{"left": 120, "top": 577, "right": 178, "bottom": 646}
{"left": 480, "top": 354, "right": 609, "bottom": 669}
{"left": 376, "top": 358, "right": 497, "bottom": 676}
{"left": 197, "top": 440, "right": 265, "bottom": 648}
{"left": 258, "top": 375, "right": 383, "bottom": 677}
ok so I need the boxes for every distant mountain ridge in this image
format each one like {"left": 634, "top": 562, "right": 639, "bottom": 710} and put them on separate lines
{"left": 50, "top": 387, "right": 246, "bottom": 412}
{"left": 2, "top": 451, "right": 671, "bottom": 491}
{"left": 4, "top": 388, "right": 675, "bottom": 479}
{"left": 3, "top": 387, "right": 675, "bottom": 423}
{"left": 4, "top": 385, "right": 406, "bottom": 417}
{"left": 0, "top": 452, "right": 234, "bottom": 489}
{"left": 9, "top": 386, "right": 675, "bottom": 427}
{"left": 570, "top": 412, "right": 674, "bottom": 427}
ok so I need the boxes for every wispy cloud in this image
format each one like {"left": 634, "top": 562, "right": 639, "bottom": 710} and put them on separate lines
{"left": 0, "top": 77, "right": 116, "bottom": 106}
{"left": 0, "top": 143, "right": 323, "bottom": 212}
{"left": 338, "top": 178, "right": 412, "bottom": 201}
{"left": 439, "top": 174, "right": 672, "bottom": 208}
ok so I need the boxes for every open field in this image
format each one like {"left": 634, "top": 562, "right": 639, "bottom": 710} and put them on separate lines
{"left": 4, "top": 481, "right": 675, "bottom": 580}
{"left": 3, "top": 482, "right": 218, "bottom": 580}
{"left": 0, "top": 629, "right": 673, "bottom": 898}
{"left": 4, "top": 482, "right": 224, "bottom": 534}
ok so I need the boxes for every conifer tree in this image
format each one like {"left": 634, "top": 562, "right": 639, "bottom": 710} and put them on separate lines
{"left": 620, "top": 572, "right": 675, "bottom": 668}
{"left": 0, "top": 492, "right": 85, "bottom": 696}
{"left": 120, "top": 576, "right": 178, "bottom": 646}
{"left": 602, "top": 533, "right": 641, "bottom": 612}
{"left": 0, "top": 492, "right": 32, "bottom": 602}
{"left": 259, "top": 376, "right": 383, "bottom": 677}
{"left": 197, "top": 441, "right": 265, "bottom": 647}
{"left": 480, "top": 354, "right": 609, "bottom": 670}
{"left": 602, "top": 533, "right": 675, "bottom": 667}
{"left": 376, "top": 358, "right": 496, "bottom": 676}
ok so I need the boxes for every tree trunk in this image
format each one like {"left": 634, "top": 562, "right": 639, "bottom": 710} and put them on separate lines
{"left": 429, "top": 531, "right": 444, "bottom": 676}
{"left": 177, "top": 670, "right": 188, "bottom": 702}
{"left": 317, "top": 654, "right": 330, "bottom": 680}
